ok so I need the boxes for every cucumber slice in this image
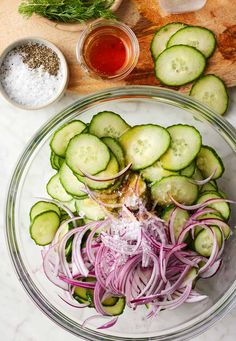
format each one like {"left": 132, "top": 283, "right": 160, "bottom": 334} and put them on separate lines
{"left": 196, "top": 191, "right": 230, "bottom": 220}
{"left": 47, "top": 173, "right": 73, "bottom": 202}
{"left": 102, "top": 297, "right": 126, "bottom": 316}
{"left": 155, "top": 45, "right": 206, "bottom": 86}
{"left": 200, "top": 180, "right": 218, "bottom": 193}
{"left": 119, "top": 124, "right": 170, "bottom": 170}
{"left": 89, "top": 111, "right": 130, "bottom": 139}
{"left": 73, "top": 277, "right": 96, "bottom": 307}
{"left": 182, "top": 268, "right": 198, "bottom": 287}
{"left": 30, "top": 201, "right": 61, "bottom": 221}
{"left": 151, "top": 22, "right": 187, "bottom": 59}
{"left": 190, "top": 75, "right": 229, "bottom": 116}
{"left": 151, "top": 175, "right": 198, "bottom": 206}
{"left": 102, "top": 137, "right": 125, "bottom": 168}
{"left": 50, "top": 120, "right": 86, "bottom": 157}
{"left": 76, "top": 198, "right": 105, "bottom": 220}
{"left": 102, "top": 296, "right": 119, "bottom": 306}
{"left": 141, "top": 161, "right": 177, "bottom": 183}
{"left": 59, "top": 162, "right": 87, "bottom": 198}
{"left": 196, "top": 145, "right": 224, "bottom": 179}
{"left": 160, "top": 125, "right": 202, "bottom": 171}
{"left": 30, "top": 211, "right": 60, "bottom": 246}
{"left": 196, "top": 211, "right": 222, "bottom": 221}
{"left": 180, "top": 161, "right": 196, "bottom": 177}
{"left": 194, "top": 211, "right": 223, "bottom": 236}
{"left": 162, "top": 206, "right": 190, "bottom": 240}
{"left": 195, "top": 211, "right": 231, "bottom": 239}
{"left": 61, "top": 199, "right": 76, "bottom": 212}
{"left": 167, "top": 26, "right": 216, "bottom": 58}
{"left": 77, "top": 153, "right": 119, "bottom": 190}
{"left": 194, "top": 226, "right": 222, "bottom": 257}
{"left": 74, "top": 286, "right": 87, "bottom": 301}
{"left": 50, "top": 151, "right": 64, "bottom": 170}
{"left": 192, "top": 167, "right": 203, "bottom": 181}
{"left": 66, "top": 133, "right": 110, "bottom": 175}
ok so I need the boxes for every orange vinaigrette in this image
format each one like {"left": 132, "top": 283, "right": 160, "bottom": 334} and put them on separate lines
{"left": 77, "top": 20, "right": 140, "bottom": 80}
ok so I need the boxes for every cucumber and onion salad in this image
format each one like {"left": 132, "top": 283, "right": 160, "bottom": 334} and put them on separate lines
{"left": 151, "top": 23, "right": 229, "bottom": 115}
{"left": 29, "top": 111, "right": 233, "bottom": 329}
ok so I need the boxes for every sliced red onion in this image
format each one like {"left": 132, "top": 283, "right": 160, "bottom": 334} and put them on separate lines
{"left": 82, "top": 315, "right": 118, "bottom": 329}
{"left": 200, "top": 259, "right": 222, "bottom": 278}
{"left": 185, "top": 295, "right": 208, "bottom": 303}
{"left": 80, "top": 163, "right": 132, "bottom": 182}
{"left": 85, "top": 186, "right": 123, "bottom": 208}
{"left": 86, "top": 221, "right": 108, "bottom": 264}
{"left": 58, "top": 292, "right": 89, "bottom": 308}
{"left": 169, "top": 195, "right": 230, "bottom": 211}
{"left": 189, "top": 169, "right": 216, "bottom": 186}
{"left": 35, "top": 197, "right": 75, "bottom": 218}
{"left": 168, "top": 208, "right": 178, "bottom": 244}
{"left": 59, "top": 275, "right": 96, "bottom": 288}
{"left": 43, "top": 245, "right": 68, "bottom": 290}
{"left": 97, "top": 317, "right": 118, "bottom": 329}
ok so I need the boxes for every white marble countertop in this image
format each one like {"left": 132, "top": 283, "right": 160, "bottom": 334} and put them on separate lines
{"left": 1, "top": 88, "right": 236, "bottom": 341}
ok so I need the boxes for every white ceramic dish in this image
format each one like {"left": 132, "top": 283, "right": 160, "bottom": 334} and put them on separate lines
{"left": 0, "top": 37, "right": 69, "bottom": 110}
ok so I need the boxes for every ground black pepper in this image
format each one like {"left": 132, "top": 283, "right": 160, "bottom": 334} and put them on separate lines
{"left": 16, "top": 43, "right": 60, "bottom": 76}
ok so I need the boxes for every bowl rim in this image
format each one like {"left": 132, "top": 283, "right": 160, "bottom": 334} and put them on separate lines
{"left": 0, "top": 37, "right": 69, "bottom": 110}
{"left": 5, "top": 85, "right": 236, "bottom": 341}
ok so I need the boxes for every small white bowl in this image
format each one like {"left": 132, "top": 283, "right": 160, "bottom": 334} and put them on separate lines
{"left": 0, "top": 37, "right": 69, "bottom": 110}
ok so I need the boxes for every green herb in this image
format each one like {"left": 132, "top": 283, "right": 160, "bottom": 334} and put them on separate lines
{"left": 19, "top": 0, "right": 116, "bottom": 23}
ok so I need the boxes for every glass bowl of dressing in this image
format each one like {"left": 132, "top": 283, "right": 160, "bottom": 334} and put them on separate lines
{"left": 76, "top": 20, "right": 140, "bottom": 81}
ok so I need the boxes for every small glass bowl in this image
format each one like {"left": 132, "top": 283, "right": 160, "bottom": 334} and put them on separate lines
{"left": 76, "top": 20, "right": 140, "bottom": 81}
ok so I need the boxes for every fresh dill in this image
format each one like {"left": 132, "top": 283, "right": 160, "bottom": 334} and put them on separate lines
{"left": 19, "top": 0, "right": 116, "bottom": 23}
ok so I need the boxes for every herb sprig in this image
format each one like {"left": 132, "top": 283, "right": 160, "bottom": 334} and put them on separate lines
{"left": 19, "top": 0, "right": 116, "bottom": 23}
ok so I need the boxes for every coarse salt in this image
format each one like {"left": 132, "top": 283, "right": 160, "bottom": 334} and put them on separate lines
{"left": 0, "top": 49, "right": 64, "bottom": 107}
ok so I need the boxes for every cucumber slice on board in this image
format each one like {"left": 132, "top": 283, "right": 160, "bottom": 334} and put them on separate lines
{"left": 151, "top": 22, "right": 187, "bottom": 59}
{"left": 66, "top": 133, "right": 110, "bottom": 175}
{"left": 167, "top": 26, "right": 216, "bottom": 58}
{"left": 141, "top": 161, "right": 177, "bottom": 183}
{"left": 155, "top": 45, "right": 206, "bottom": 86}
{"left": 151, "top": 175, "right": 198, "bottom": 206}
{"left": 160, "top": 125, "right": 202, "bottom": 171}
{"left": 162, "top": 206, "right": 190, "bottom": 240}
{"left": 89, "top": 111, "right": 130, "bottom": 139}
{"left": 30, "top": 211, "right": 60, "bottom": 246}
{"left": 196, "top": 191, "right": 230, "bottom": 220}
{"left": 190, "top": 75, "right": 229, "bottom": 116}
{"left": 50, "top": 120, "right": 86, "bottom": 157}
{"left": 196, "top": 145, "right": 224, "bottom": 179}
{"left": 180, "top": 161, "right": 196, "bottom": 177}
{"left": 102, "top": 137, "right": 125, "bottom": 168}
{"left": 30, "top": 201, "right": 61, "bottom": 221}
{"left": 119, "top": 124, "right": 170, "bottom": 170}
{"left": 76, "top": 198, "right": 106, "bottom": 220}
{"left": 77, "top": 153, "right": 119, "bottom": 190}
{"left": 59, "top": 162, "right": 87, "bottom": 198}
{"left": 194, "top": 226, "right": 222, "bottom": 257}
{"left": 47, "top": 173, "right": 73, "bottom": 202}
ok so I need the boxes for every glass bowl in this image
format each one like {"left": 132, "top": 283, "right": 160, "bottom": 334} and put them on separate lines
{"left": 5, "top": 86, "right": 236, "bottom": 341}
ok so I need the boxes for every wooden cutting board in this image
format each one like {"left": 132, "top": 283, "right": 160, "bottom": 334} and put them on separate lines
{"left": 1, "top": 0, "right": 236, "bottom": 94}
